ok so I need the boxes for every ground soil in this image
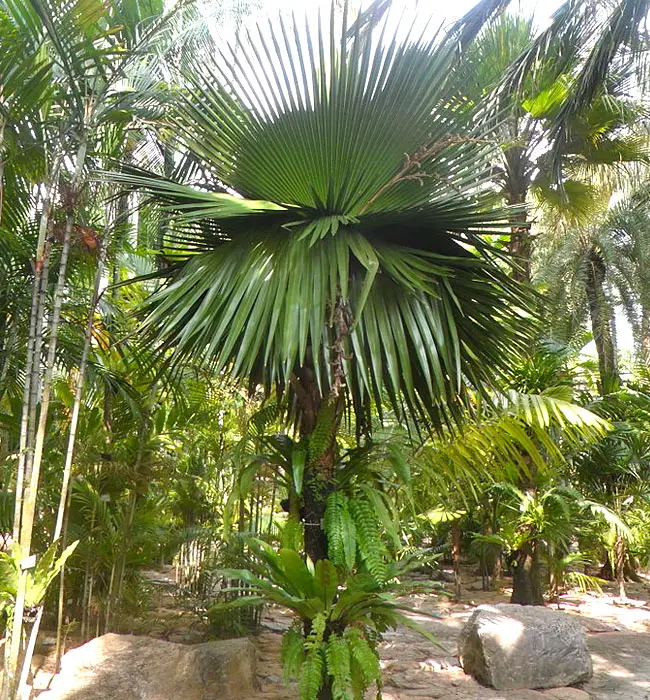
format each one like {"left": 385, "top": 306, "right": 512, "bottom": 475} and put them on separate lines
{"left": 32, "top": 565, "right": 650, "bottom": 700}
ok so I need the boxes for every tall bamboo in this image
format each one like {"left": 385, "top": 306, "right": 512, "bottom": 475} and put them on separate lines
{"left": 6, "top": 132, "right": 88, "bottom": 700}
{"left": 53, "top": 206, "right": 113, "bottom": 669}
{"left": 3, "top": 162, "right": 59, "bottom": 700}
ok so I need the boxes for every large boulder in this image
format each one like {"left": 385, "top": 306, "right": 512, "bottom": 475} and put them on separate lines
{"left": 458, "top": 604, "right": 592, "bottom": 690}
{"left": 39, "top": 633, "right": 257, "bottom": 700}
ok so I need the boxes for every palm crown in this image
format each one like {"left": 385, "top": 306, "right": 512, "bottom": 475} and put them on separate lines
{"left": 121, "top": 1, "right": 534, "bottom": 431}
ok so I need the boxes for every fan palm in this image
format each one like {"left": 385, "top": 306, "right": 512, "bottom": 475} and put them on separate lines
{"left": 117, "top": 1, "right": 537, "bottom": 563}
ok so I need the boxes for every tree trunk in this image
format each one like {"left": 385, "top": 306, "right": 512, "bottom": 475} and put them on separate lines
{"left": 451, "top": 521, "right": 462, "bottom": 601}
{"left": 640, "top": 306, "right": 650, "bottom": 366}
{"left": 290, "top": 357, "right": 343, "bottom": 564}
{"left": 505, "top": 168, "right": 531, "bottom": 283}
{"left": 4, "top": 170, "right": 58, "bottom": 700}
{"left": 599, "top": 551, "right": 614, "bottom": 580}
{"left": 615, "top": 533, "right": 626, "bottom": 600}
{"left": 510, "top": 540, "right": 544, "bottom": 605}
{"left": 507, "top": 210, "right": 531, "bottom": 282}
{"left": 585, "top": 247, "right": 619, "bottom": 394}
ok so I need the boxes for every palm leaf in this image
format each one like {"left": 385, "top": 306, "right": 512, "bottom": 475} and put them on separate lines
{"left": 114, "top": 1, "right": 537, "bottom": 429}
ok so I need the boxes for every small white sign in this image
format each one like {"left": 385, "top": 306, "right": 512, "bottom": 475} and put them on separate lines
{"left": 20, "top": 555, "right": 36, "bottom": 570}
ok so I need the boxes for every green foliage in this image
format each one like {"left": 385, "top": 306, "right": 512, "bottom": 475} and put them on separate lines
{"left": 299, "top": 647, "right": 326, "bottom": 700}
{"left": 116, "top": 1, "right": 539, "bottom": 434}
{"left": 281, "top": 625, "right": 305, "bottom": 684}
{"left": 323, "top": 492, "right": 356, "bottom": 571}
{"left": 210, "top": 539, "right": 443, "bottom": 700}
{"left": 326, "top": 634, "right": 353, "bottom": 700}
{"left": 0, "top": 540, "right": 78, "bottom": 619}
{"left": 309, "top": 403, "right": 337, "bottom": 465}
{"left": 348, "top": 497, "right": 388, "bottom": 582}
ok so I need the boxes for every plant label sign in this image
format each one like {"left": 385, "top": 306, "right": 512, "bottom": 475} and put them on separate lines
{"left": 20, "top": 554, "right": 36, "bottom": 570}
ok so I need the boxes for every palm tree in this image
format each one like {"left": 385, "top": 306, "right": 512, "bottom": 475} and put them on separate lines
{"left": 117, "top": 0, "right": 544, "bottom": 567}
{"left": 535, "top": 176, "right": 650, "bottom": 393}
{"left": 457, "top": 10, "right": 650, "bottom": 282}
{"left": 602, "top": 183, "right": 650, "bottom": 365}
{"left": 501, "top": 0, "right": 650, "bottom": 184}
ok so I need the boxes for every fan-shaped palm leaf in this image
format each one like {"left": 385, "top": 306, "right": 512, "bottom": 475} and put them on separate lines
{"left": 113, "top": 2, "right": 535, "bottom": 431}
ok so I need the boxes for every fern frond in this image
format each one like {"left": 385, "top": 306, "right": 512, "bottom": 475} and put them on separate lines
{"left": 309, "top": 402, "right": 336, "bottom": 463}
{"left": 326, "top": 634, "right": 353, "bottom": 700}
{"left": 299, "top": 647, "right": 325, "bottom": 700}
{"left": 281, "top": 626, "right": 305, "bottom": 684}
{"left": 345, "top": 627, "right": 381, "bottom": 685}
{"left": 349, "top": 496, "right": 387, "bottom": 582}
{"left": 324, "top": 491, "right": 357, "bottom": 570}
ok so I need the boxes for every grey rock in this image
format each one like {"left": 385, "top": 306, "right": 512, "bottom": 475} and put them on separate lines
{"left": 39, "top": 633, "right": 257, "bottom": 700}
{"left": 457, "top": 604, "right": 592, "bottom": 690}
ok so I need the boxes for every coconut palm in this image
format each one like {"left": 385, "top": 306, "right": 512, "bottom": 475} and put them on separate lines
{"left": 115, "top": 0, "right": 539, "bottom": 566}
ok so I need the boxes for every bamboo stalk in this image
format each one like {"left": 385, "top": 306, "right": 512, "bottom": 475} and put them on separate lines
{"left": 20, "top": 135, "right": 89, "bottom": 550}
{"left": 4, "top": 164, "right": 60, "bottom": 700}
{"left": 16, "top": 607, "right": 43, "bottom": 700}
{"left": 54, "top": 487, "right": 72, "bottom": 673}
{"left": 7, "top": 135, "right": 87, "bottom": 700}
{"left": 11, "top": 173, "right": 59, "bottom": 543}
{"left": 53, "top": 205, "right": 112, "bottom": 542}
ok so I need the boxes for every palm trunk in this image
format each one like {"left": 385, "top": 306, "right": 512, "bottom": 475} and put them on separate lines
{"left": 640, "top": 306, "right": 650, "bottom": 366}
{"left": 615, "top": 532, "right": 626, "bottom": 600}
{"left": 54, "top": 487, "right": 72, "bottom": 672}
{"left": 505, "top": 148, "right": 531, "bottom": 283}
{"left": 585, "top": 247, "right": 619, "bottom": 394}
{"left": 291, "top": 355, "right": 343, "bottom": 564}
{"left": 510, "top": 539, "right": 544, "bottom": 605}
{"left": 507, "top": 206, "right": 531, "bottom": 282}
{"left": 11, "top": 177, "right": 58, "bottom": 542}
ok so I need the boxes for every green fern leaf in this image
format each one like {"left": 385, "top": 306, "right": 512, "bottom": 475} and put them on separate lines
{"left": 299, "top": 646, "right": 325, "bottom": 700}
{"left": 307, "top": 611, "right": 328, "bottom": 645}
{"left": 281, "top": 626, "right": 305, "bottom": 683}
{"left": 326, "top": 634, "right": 353, "bottom": 700}
{"left": 309, "top": 403, "right": 336, "bottom": 463}
{"left": 345, "top": 627, "right": 381, "bottom": 685}
{"left": 324, "top": 492, "right": 356, "bottom": 569}
{"left": 349, "top": 496, "right": 387, "bottom": 582}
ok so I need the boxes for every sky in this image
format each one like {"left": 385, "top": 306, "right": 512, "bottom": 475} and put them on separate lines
{"left": 257, "top": 0, "right": 567, "bottom": 28}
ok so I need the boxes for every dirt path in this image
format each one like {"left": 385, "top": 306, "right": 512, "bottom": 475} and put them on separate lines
{"left": 33, "top": 567, "right": 650, "bottom": 700}
{"left": 255, "top": 572, "right": 650, "bottom": 700}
